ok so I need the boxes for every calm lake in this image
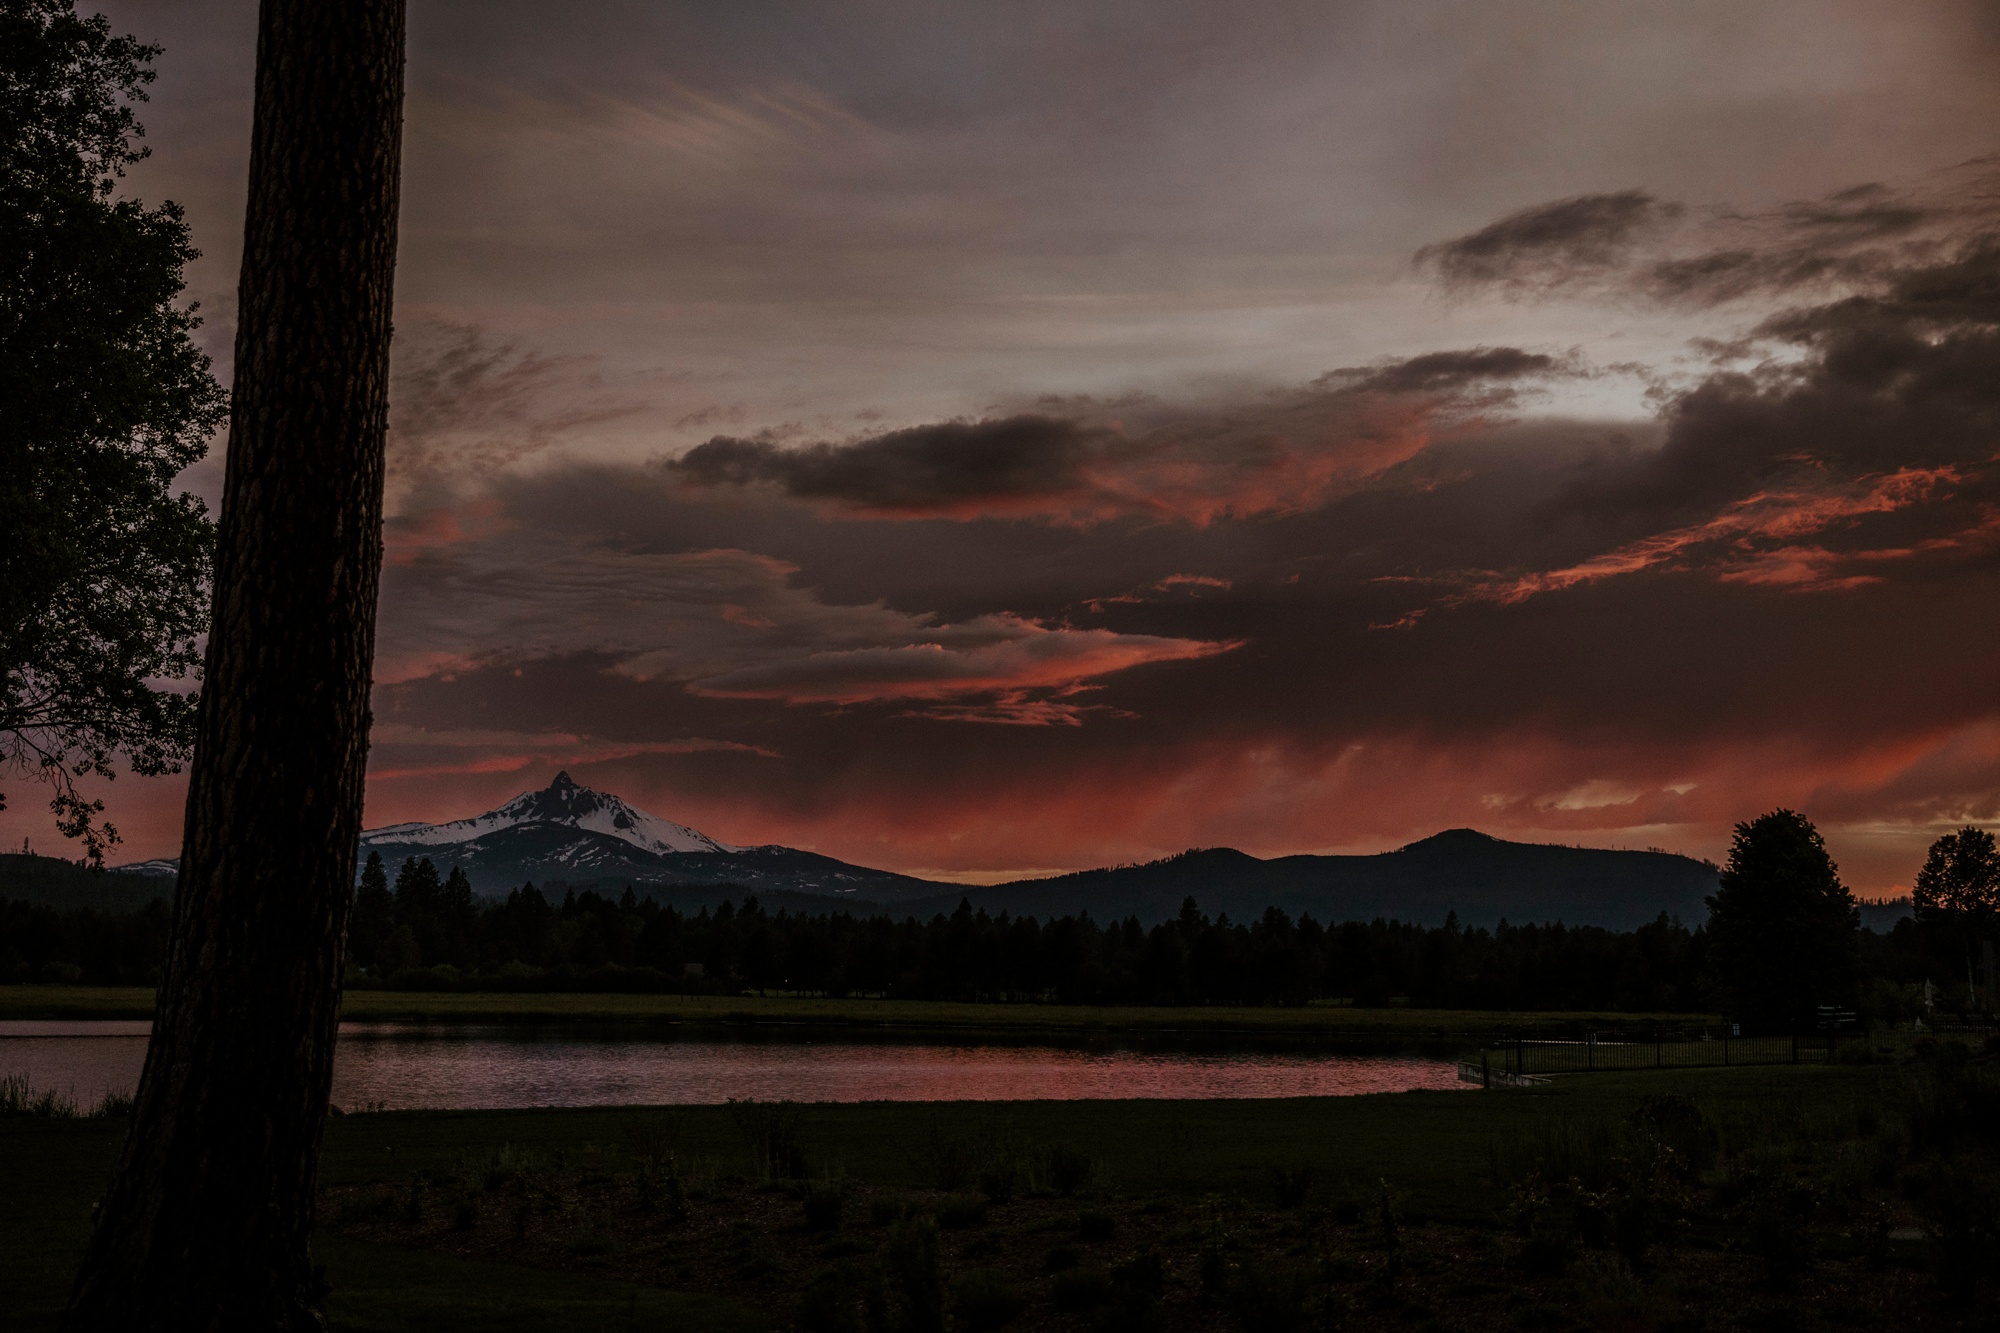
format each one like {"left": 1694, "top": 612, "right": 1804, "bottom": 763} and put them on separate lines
{"left": 1, "top": 1021, "right": 1467, "bottom": 1110}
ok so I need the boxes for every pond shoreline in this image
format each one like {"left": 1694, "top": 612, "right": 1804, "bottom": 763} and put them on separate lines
{"left": 5, "top": 1020, "right": 1471, "bottom": 1111}
{"left": 0, "top": 984, "right": 1713, "bottom": 1039}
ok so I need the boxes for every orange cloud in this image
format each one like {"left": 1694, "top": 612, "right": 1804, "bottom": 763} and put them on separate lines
{"left": 383, "top": 496, "right": 508, "bottom": 566}
{"left": 669, "top": 395, "right": 1444, "bottom": 528}
{"left": 1472, "top": 466, "right": 1965, "bottom": 603}
{"left": 685, "top": 614, "right": 1236, "bottom": 706}
{"left": 366, "top": 726, "right": 777, "bottom": 781}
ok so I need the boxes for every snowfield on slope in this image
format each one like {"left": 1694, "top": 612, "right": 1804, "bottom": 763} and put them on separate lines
{"left": 359, "top": 771, "right": 734, "bottom": 858}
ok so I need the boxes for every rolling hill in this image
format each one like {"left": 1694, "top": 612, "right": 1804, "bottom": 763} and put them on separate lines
{"left": 901, "top": 830, "right": 1723, "bottom": 930}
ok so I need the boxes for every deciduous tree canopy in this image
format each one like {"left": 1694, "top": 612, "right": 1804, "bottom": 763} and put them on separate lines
{"left": 1704, "top": 809, "right": 1859, "bottom": 1028}
{"left": 0, "top": 0, "right": 225, "bottom": 863}
{"left": 1912, "top": 825, "right": 2000, "bottom": 966}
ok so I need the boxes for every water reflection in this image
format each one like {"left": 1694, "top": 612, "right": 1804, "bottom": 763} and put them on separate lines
{"left": 0, "top": 1020, "right": 1467, "bottom": 1110}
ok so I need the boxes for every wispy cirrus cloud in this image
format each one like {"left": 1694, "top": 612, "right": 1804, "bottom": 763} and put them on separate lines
{"left": 388, "top": 321, "right": 647, "bottom": 484}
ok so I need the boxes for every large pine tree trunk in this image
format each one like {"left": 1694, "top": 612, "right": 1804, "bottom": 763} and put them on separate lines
{"left": 64, "top": 3, "right": 405, "bottom": 1327}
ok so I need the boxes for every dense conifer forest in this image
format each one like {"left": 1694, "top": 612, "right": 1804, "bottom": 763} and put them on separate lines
{"left": 0, "top": 851, "right": 1957, "bottom": 1019}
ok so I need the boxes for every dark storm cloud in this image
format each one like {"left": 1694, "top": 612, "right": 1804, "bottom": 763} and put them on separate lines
{"left": 1538, "top": 234, "right": 2000, "bottom": 528}
{"left": 1421, "top": 168, "right": 2000, "bottom": 309}
{"left": 670, "top": 416, "right": 1112, "bottom": 512}
{"left": 1319, "top": 346, "right": 1574, "bottom": 396}
{"left": 1414, "top": 191, "right": 1678, "bottom": 293}
{"left": 664, "top": 348, "right": 1578, "bottom": 522}
{"left": 1643, "top": 186, "right": 1944, "bottom": 306}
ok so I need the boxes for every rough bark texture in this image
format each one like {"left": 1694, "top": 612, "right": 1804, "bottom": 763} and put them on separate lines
{"left": 63, "top": 3, "right": 405, "bottom": 1328}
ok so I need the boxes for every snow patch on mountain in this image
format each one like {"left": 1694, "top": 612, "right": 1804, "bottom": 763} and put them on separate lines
{"left": 112, "top": 859, "right": 182, "bottom": 878}
{"left": 361, "top": 772, "right": 734, "bottom": 857}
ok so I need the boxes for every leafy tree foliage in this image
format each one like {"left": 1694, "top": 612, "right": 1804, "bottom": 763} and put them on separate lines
{"left": 1705, "top": 809, "right": 1859, "bottom": 1027}
{"left": 1913, "top": 826, "right": 2000, "bottom": 928}
{"left": 0, "top": 1, "right": 226, "bottom": 862}
{"left": 1912, "top": 826, "right": 2000, "bottom": 967}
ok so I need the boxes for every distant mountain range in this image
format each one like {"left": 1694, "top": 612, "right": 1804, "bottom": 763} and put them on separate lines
{"left": 350, "top": 776, "right": 1732, "bottom": 927}
{"left": 0, "top": 772, "right": 1909, "bottom": 930}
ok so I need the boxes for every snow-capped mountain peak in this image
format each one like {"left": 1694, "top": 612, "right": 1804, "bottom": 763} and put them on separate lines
{"left": 360, "top": 772, "right": 734, "bottom": 857}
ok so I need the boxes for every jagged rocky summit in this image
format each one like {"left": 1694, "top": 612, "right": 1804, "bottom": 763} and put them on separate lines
{"left": 355, "top": 772, "right": 941, "bottom": 902}
{"left": 361, "top": 770, "right": 732, "bottom": 859}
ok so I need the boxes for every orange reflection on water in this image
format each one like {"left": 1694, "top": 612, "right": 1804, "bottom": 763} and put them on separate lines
{"left": 0, "top": 1022, "right": 1469, "bottom": 1112}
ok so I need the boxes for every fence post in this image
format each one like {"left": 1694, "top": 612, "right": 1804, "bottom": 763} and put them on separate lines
{"left": 1723, "top": 1032, "right": 1730, "bottom": 1066}
{"left": 1587, "top": 1031, "right": 1595, "bottom": 1072}
{"left": 1517, "top": 1034, "right": 1524, "bottom": 1077}
{"left": 1656, "top": 1034, "right": 1662, "bottom": 1068}
{"left": 1482, "top": 1052, "right": 1490, "bottom": 1089}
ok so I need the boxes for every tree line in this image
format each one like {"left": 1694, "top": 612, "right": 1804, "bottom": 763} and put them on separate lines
{"left": 338, "top": 850, "right": 1712, "bottom": 1012}
{"left": 8, "top": 813, "right": 1998, "bottom": 1026}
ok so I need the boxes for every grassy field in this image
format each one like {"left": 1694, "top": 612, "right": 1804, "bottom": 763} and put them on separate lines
{"left": 301, "top": 1066, "right": 1892, "bottom": 1217}
{"left": 0, "top": 984, "right": 1712, "bottom": 1036}
{"left": 0, "top": 1117, "right": 767, "bottom": 1333}
{"left": 0, "top": 1063, "right": 1919, "bottom": 1332}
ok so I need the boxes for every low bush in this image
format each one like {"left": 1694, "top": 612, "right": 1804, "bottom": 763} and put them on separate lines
{"left": 1268, "top": 1162, "right": 1316, "bottom": 1209}
{"left": 938, "top": 1193, "right": 989, "bottom": 1229}
{"left": 1109, "top": 1250, "right": 1165, "bottom": 1298}
{"left": 1916, "top": 1165, "right": 2000, "bottom": 1301}
{"left": 1044, "top": 1143, "right": 1095, "bottom": 1198}
{"left": 953, "top": 1269, "right": 1027, "bottom": 1331}
{"left": 1094, "top": 1251, "right": 1168, "bottom": 1333}
{"left": 730, "top": 1099, "right": 810, "bottom": 1180}
{"left": 919, "top": 1118, "right": 980, "bottom": 1193}
{"left": 886, "top": 1217, "right": 950, "bottom": 1333}
{"left": 1078, "top": 1209, "right": 1116, "bottom": 1240}
{"left": 799, "top": 1263, "right": 869, "bottom": 1333}
{"left": 1226, "top": 1259, "right": 1312, "bottom": 1333}
{"left": 0, "top": 1073, "right": 77, "bottom": 1118}
{"left": 566, "top": 1217, "right": 613, "bottom": 1257}
{"left": 803, "top": 1181, "right": 846, "bottom": 1232}
{"left": 1051, "top": 1268, "right": 1113, "bottom": 1311}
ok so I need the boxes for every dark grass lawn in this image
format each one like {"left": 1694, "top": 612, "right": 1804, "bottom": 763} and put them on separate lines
{"left": 309, "top": 1065, "right": 1891, "bottom": 1220}
{"left": 0, "top": 1119, "right": 766, "bottom": 1333}
{"left": 0, "top": 1065, "right": 1893, "bottom": 1331}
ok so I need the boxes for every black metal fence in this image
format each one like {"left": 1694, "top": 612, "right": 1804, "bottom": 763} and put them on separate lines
{"left": 1456, "top": 1027, "right": 1850, "bottom": 1086}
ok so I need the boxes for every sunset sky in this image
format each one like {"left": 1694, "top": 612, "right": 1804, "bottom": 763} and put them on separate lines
{"left": 14, "top": 1, "right": 2000, "bottom": 895}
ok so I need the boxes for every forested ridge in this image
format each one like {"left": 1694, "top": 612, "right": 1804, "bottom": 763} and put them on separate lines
{"left": 0, "top": 850, "right": 1954, "bottom": 1017}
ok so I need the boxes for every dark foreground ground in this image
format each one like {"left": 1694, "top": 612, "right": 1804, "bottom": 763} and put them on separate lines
{"left": 4, "top": 1059, "right": 1995, "bottom": 1332}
